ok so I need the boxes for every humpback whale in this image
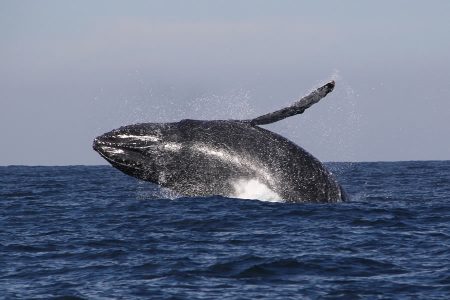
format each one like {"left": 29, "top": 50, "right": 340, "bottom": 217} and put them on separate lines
{"left": 93, "top": 81, "right": 347, "bottom": 203}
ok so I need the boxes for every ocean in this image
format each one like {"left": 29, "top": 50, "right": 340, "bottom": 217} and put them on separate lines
{"left": 1, "top": 161, "right": 450, "bottom": 299}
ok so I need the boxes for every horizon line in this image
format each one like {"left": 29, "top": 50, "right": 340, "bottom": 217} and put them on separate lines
{"left": 1, "top": 159, "right": 449, "bottom": 168}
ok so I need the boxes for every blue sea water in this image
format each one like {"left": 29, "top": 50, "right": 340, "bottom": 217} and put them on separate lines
{"left": 1, "top": 161, "right": 450, "bottom": 299}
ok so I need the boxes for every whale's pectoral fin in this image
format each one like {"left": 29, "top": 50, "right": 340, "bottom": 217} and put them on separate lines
{"left": 247, "top": 81, "right": 335, "bottom": 126}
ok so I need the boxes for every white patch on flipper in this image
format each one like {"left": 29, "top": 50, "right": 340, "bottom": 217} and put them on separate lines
{"left": 117, "top": 134, "right": 159, "bottom": 142}
{"left": 231, "top": 179, "right": 282, "bottom": 202}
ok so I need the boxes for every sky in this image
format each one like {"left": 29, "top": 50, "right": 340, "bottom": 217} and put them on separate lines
{"left": 1, "top": 0, "right": 450, "bottom": 165}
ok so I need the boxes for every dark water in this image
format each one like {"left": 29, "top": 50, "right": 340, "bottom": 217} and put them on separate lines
{"left": 1, "top": 161, "right": 450, "bottom": 299}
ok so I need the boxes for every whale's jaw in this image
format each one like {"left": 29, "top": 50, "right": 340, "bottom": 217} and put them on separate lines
{"left": 92, "top": 123, "right": 173, "bottom": 181}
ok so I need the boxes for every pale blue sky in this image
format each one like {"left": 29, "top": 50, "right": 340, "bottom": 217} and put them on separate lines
{"left": 1, "top": 1, "right": 450, "bottom": 165}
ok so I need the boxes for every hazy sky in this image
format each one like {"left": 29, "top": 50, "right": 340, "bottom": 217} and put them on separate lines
{"left": 1, "top": 0, "right": 450, "bottom": 165}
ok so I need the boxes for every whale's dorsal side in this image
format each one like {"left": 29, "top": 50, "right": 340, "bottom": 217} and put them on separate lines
{"left": 247, "top": 81, "right": 335, "bottom": 126}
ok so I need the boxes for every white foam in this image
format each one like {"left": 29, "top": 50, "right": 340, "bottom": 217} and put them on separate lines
{"left": 231, "top": 178, "right": 282, "bottom": 202}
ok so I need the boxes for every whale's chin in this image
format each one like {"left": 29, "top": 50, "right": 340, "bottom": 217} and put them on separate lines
{"left": 93, "top": 143, "right": 146, "bottom": 175}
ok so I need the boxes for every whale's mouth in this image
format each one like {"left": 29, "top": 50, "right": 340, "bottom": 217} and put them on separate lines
{"left": 93, "top": 136, "right": 148, "bottom": 171}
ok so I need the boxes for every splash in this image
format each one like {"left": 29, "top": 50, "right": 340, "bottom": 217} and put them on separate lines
{"left": 188, "top": 89, "right": 254, "bottom": 120}
{"left": 231, "top": 178, "right": 283, "bottom": 202}
{"left": 281, "top": 71, "right": 360, "bottom": 162}
{"left": 136, "top": 181, "right": 181, "bottom": 200}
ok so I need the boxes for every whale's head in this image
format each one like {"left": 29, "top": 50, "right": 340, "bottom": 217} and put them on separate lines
{"left": 93, "top": 122, "right": 182, "bottom": 181}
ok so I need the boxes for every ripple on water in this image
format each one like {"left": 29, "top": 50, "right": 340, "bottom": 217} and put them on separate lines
{"left": 1, "top": 162, "right": 450, "bottom": 299}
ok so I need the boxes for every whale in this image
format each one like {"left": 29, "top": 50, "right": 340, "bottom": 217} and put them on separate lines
{"left": 93, "top": 81, "right": 347, "bottom": 203}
